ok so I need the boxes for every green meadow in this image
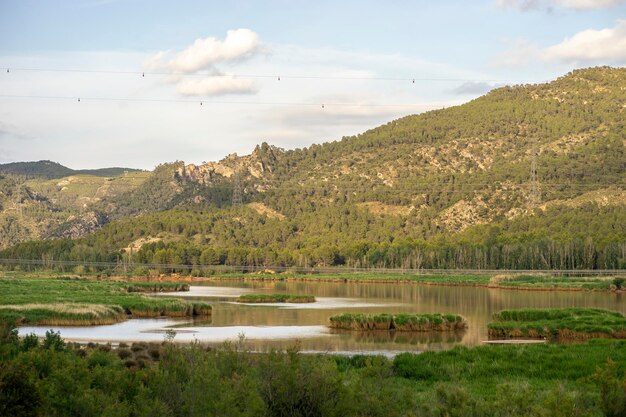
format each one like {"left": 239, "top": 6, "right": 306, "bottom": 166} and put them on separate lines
{"left": 0, "top": 277, "right": 210, "bottom": 325}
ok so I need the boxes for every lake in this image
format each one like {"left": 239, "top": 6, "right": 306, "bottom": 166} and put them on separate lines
{"left": 19, "top": 280, "right": 625, "bottom": 354}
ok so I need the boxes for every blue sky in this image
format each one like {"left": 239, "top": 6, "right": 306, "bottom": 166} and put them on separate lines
{"left": 0, "top": 0, "right": 624, "bottom": 169}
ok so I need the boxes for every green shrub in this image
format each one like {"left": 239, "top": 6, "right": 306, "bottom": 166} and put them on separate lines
{"left": 88, "top": 350, "right": 114, "bottom": 368}
{"left": 592, "top": 359, "right": 626, "bottom": 417}
{"left": 0, "top": 363, "right": 41, "bottom": 417}
{"left": 20, "top": 333, "right": 39, "bottom": 352}
{"left": 42, "top": 330, "right": 64, "bottom": 351}
{"left": 117, "top": 348, "right": 132, "bottom": 360}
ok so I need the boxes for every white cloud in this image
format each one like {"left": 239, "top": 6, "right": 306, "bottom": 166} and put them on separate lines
{"left": 544, "top": 19, "right": 626, "bottom": 63}
{"left": 175, "top": 75, "right": 257, "bottom": 96}
{"left": 496, "top": 0, "right": 625, "bottom": 10}
{"left": 145, "top": 29, "right": 261, "bottom": 73}
{"left": 145, "top": 29, "right": 262, "bottom": 96}
{"left": 494, "top": 20, "right": 626, "bottom": 66}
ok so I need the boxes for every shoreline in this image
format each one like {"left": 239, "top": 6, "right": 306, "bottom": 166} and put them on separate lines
{"left": 3, "top": 270, "right": 623, "bottom": 292}
{"left": 156, "top": 274, "right": 623, "bottom": 293}
{"left": 0, "top": 271, "right": 626, "bottom": 295}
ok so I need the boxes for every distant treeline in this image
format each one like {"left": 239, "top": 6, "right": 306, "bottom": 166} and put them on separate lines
{"left": 1, "top": 200, "right": 624, "bottom": 271}
{"left": 2, "top": 238, "right": 620, "bottom": 271}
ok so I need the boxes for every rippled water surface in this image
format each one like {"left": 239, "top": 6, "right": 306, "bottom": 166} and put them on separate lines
{"left": 19, "top": 280, "right": 625, "bottom": 353}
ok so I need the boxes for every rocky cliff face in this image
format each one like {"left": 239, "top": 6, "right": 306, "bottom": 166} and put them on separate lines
{"left": 56, "top": 211, "right": 108, "bottom": 239}
{"left": 175, "top": 143, "right": 283, "bottom": 185}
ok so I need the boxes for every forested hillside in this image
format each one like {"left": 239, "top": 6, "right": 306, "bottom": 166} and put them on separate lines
{"left": 1, "top": 67, "right": 625, "bottom": 270}
{"left": 0, "top": 160, "right": 141, "bottom": 179}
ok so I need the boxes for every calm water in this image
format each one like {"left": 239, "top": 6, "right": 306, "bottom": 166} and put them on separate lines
{"left": 19, "top": 280, "right": 625, "bottom": 354}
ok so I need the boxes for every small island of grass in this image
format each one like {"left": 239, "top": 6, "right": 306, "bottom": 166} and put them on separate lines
{"left": 235, "top": 294, "right": 316, "bottom": 303}
{"left": 488, "top": 308, "right": 626, "bottom": 341}
{"left": 125, "top": 282, "right": 190, "bottom": 293}
{"left": 328, "top": 313, "right": 467, "bottom": 332}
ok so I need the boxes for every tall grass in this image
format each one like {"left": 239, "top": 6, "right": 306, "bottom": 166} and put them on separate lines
{"left": 0, "top": 277, "right": 210, "bottom": 325}
{"left": 497, "top": 275, "right": 613, "bottom": 290}
{"left": 488, "top": 308, "right": 626, "bottom": 340}
{"left": 0, "top": 303, "right": 126, "bottom": 325}
{"left": 329, "top": 313, "right": 467, "bottom": 332}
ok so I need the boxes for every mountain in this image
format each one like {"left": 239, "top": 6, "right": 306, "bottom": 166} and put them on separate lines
{"left": 0, "top": 166, "right": 150, "bottom": 248}
{"left": 1, "top": 67, "right": 625, "bottom": 270}
{"left": 0, "top": 160, "right": 142, "bottom": 180}
{"left": 0, "top": 160, "right": 143, "bottom": 179}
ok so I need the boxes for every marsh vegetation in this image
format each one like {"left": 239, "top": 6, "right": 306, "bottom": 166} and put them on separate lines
{"left": 329, "top": 313, "right": 467, "bottom": 332}
{"left": 488, "top": 308, "right": 626, "bottom": 340}
{"left": 236, "top": 294, "right": 316, "bottom": 303}
{"left": 0, "top": 277, "right": 211, "bottom": 325}
{"left": 2, "top": 319, "right": 626, "bottom": 417}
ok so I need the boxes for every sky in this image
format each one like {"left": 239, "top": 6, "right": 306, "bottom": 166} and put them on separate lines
{"left": 0, "top": 0, "right": 624, "bottom": 170}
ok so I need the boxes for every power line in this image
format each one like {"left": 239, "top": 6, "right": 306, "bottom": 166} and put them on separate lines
{"left": 3, "top": 67, "right": 543, "bottom": 84}
{"left": 0, "top": 94, "right": 448, "bottom": 109}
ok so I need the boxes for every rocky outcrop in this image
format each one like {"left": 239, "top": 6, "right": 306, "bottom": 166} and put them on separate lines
{"left": 176, "top": 143, "right": 283, "bottom": 185}
{"left": 56, "top": 211, "right": 108, "bottom": 239}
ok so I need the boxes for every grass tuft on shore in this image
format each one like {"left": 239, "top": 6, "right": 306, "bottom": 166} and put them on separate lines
{"left": 125, "top": 282, "right": 190, "bottom": 293}
{"left": 236, "top": 294, "right": 316, "bottom": 303}
{"left": 495, "top": 275, "right": 615, "bottom": 290}
{"left": 488, "top": 308, "right": 626, "bottom": 340}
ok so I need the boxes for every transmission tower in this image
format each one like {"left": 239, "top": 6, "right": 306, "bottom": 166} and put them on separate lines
{"left": 529, "top": 150, "right": 541, "bottom": 208}
{"left": 231, "top": 169, "right": 243, "bottom": 206}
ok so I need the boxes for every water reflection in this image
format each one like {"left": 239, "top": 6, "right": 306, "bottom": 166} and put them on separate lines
{"left": 18, "top": 281, "right": 625, "bottom": 353}
{"left": 329, "top": 329, "right": 466, "bottom": 345}
{"left": 19, "top": 319, "right": 331, "bottom": 344}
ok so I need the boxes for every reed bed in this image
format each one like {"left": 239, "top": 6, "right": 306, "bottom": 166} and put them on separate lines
{"left": 0, "top": 303, "right": 127, "bottom": 325}
{"left": 488, "top": 308, "right": 626, "bottom": 340}
{"left": 236, "top": 294, "right": 316, "bottom": 303}
{"left": 496, "top": 275, "right": 614, "bottom": 290}
{"left": 328, "top": 313, "right": 467, "bottom": 332}
{"left": 0, "top": 277, "right": 210, "bottom": 325}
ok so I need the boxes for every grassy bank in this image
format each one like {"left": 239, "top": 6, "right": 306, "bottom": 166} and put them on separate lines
{"left": 494, "top": 274, "right": 621, "bottom": 290}
{"left": 0, "top": 277, "right": 210, "bottom": 325}
{"left": 212, "top": 271, "right": 493, "bottom": 285}
{"left": 329, "top": 313, "right": 467, "bottom": 332}
{"left": 3, "top": 269, "right": 623, "bottom": 291}
{"left": 236, "top": 294, "right": 316, "bottom": 303}
{"left": 204, "top": 271, "right": 622, "bottom": 291}
{"left": 488, "top": 308, "right": 626, "bottom": 340}
{"left": 2, "top": 320, "right": 626, "bottom": 417}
